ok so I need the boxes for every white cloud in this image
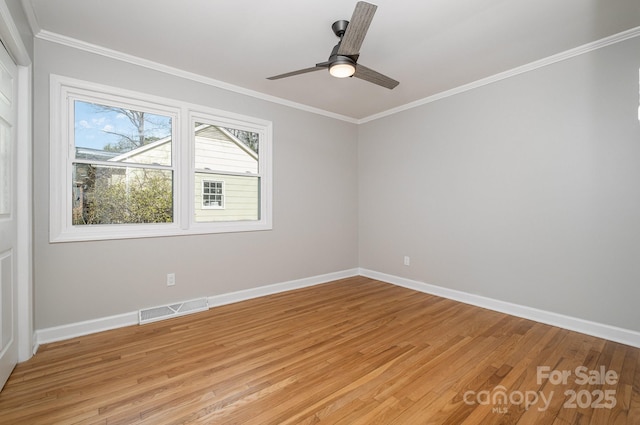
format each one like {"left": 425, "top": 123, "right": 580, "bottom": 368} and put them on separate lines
{"left": 77, "top": 120, "right": 91, "bottom": 129}
{"left": 102, "top": 124, "right": 115, "bottom": 132}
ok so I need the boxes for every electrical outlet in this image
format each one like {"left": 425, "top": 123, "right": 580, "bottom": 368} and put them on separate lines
{"left": 167, "top": 273, "right": 176, "bottom": 286}
{"left": 403, "top": 256, "right": 410, "bottom": 266}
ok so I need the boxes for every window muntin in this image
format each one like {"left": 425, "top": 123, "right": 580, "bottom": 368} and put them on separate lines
{"left": 51, "top": 75, "right": 272, "bottom": 242}
{"left": 202, "top": 180, "right": 224, "bottom": 209}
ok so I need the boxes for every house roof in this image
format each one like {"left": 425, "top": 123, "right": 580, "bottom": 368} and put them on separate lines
{"left": 75, "top": 147, "right": 119, "bottom": 162}
{"left": 108, "top": 124, "right": 258, "bottom": 166}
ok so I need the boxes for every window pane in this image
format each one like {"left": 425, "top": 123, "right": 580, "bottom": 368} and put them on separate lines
{"left": 195, "top": 174, "right": 259, "bottom": 222}
{"left": 193, "top": 121, "right": 261, "bottom": 223}
{"left": 74, "top": 100, "right": 173, "bottom": 166}
{"left": 73, "top": 163, "right": 173, "bottom": 225}
{"left": 202, "top": 180, "right": 224, "bottom": 209}
{"left": 194, "top": 122, "right": 258, "bottom": 174}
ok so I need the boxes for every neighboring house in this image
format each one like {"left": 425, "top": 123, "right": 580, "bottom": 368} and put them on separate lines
{"left": 73, "top": 148, "right": 120, "bottom": 221}
{"left": 80, "top": 124, "right": 259, "bottom": 223}
{"left": 191, "top": 125, "right": 259, "bottom": 223}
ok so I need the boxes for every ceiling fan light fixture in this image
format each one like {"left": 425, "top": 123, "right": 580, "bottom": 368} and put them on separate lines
{"left": 329, "top": 57, "right": 356, "bottom": 78}
{"left": 266, "top": 2, "right": 398, "bottom": 89}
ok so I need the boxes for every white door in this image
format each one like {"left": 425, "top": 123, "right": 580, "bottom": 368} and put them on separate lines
{"left": 0, "top": 41, "right": 18, "bottom": 391}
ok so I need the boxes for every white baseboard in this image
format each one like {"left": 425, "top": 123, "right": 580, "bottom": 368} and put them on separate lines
{"left": 32, "top": 331, "right": 39, "bottom": 357}
{"left": 34, "top": 268, "right": 360, "bottom": 347}
{"left": 35, "top": 311, "right": 139, "bottom": 346}
{"left": 34, "top": 267, "right": 639, "bottom": 350}
{"left": 359, "top": 268, "right": 640, "bottom": 349}
{"left": 207, "top": 268, "right": 359, "bottom": 307}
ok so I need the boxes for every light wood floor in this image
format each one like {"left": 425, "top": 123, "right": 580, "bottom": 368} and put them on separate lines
{"left": 1, "top": 276, "right": 638, "bottom": 424}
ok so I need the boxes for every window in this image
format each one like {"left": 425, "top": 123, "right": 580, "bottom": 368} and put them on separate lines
{"left": 202, "top": 180, "right": 224, "bottom": 209}
{"left": 192, "top": 118, "right": 261, "bottom": 223}
{"left": 50, "top": 75, "right": 272, "bottom": 242}
{"left": 72, "top": 100, "right": 174, "bottom": 226}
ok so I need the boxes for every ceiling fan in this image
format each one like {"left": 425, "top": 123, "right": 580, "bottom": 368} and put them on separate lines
{"left": 267, "top": 1, "right": 399, "bottom": 90}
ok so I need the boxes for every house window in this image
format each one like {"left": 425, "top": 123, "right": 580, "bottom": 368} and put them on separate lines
{"left": 202, "top": 180, "right": 224, "bottom": 209}
{"left": 72, "top": 100, "right": 174, "bottom": 226}
{"left": 192, "top": 118, "right": 261, "bottom": 223}
{"left": 50, "top": 75, "right": 272, "bottom": 242}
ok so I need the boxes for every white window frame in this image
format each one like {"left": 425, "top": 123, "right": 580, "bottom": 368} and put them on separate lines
{"left": 50, "top": 75, "right": 272, "bottom": 242}
{"left": 202, "top": 180, "right": 225, "bottom": 210}
{"left": 189, "top": 111, "right": 268, "bottom": 229}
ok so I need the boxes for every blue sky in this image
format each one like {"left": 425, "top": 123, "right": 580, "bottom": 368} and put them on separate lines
{"left": 74, "top": 100, "right": 172, "bottom": 151}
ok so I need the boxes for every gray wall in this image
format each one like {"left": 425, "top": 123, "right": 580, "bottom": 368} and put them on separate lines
{"left": 34, "top": 33, "right": 640, "bottom": 334}
{"left": 359, "top": 36, "right": 640, "bottom": 332}
{"left": 34, "top": 39, "right": 359, "bottom": 329}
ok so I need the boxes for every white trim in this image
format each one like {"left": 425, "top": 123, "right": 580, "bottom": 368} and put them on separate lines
{"left": 31, "top": 331, "right": 38, "bottom": 356}
{"left": 0, "top": 0, "right": 31, "bottom": 66}
{"left": 33, "top": 22, "right": 640, "bottom": 125}
{"left": 359, "top": 268, "right": 640, "bottom": 349}
{"left": 36, "top": 30, "right": 358, "bottom": 124}
{"left": 16, "top": 64, "right": 32, "bottom": 362}
{"left": 0, "top": 0, "right": 34, "bottom": 362}
{"left": 359, "top": 26, "right": 640, "bottom": 123}
{"left": 35, "top": 312, "right": 139, "bottom": 346}
{"left": 207, "top": 269, "right": 359, "bottom": 308}
{"left": 34, "top": 268, "right": 360, "bottom": 345}
{"left": 50, "top": 74, "right": 273, "bottom": 242}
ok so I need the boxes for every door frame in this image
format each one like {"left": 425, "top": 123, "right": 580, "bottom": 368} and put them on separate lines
{"left": 0, "top": 0, "right": 33, "bottom": 362}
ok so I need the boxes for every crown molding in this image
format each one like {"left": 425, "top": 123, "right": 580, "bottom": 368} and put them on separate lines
{"left": 0, "top": 0, "right": 31, "bottom": 65}
{"left": 358, "top": 26, "right": 640, "bottom": 124}
{"left": 35, "top": 24, "right": 640, "bottom": 125}
{"left": 35, "top": 30, "right": 359, "bottom": 124}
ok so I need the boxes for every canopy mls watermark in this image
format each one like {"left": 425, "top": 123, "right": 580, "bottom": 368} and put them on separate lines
{"left": 463, "top": 365, "right": 619, "bottom": 415}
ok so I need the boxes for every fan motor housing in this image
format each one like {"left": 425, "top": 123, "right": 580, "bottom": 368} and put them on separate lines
{"left": 332, "top": 20, "right": 349, "bottom": 38}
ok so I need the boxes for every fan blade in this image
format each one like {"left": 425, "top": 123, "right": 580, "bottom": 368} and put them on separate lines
{"left": 337, "top": 1, "right": 377, "bottom": 56}
{"left": 354, "top": 64, "right": 399, "bottom": 89}
{"left": 267, "top": 65, "right": 325, "bottom": 80}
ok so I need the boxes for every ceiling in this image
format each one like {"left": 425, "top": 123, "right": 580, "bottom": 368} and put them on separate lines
{"left": 25, "top": 0, "right": 640, "bottom": 121}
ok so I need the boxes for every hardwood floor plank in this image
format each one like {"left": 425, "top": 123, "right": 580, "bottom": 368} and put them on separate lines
{"left": 0, "top": 277, "right": 638, "bottom": 424}
{"left": 625, "top": 345, "right": 640, "bottom": 425}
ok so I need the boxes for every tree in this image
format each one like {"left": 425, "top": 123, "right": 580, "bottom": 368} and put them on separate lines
{"left": 74, "top": 167, "right": 173, "bottom": 225}
{"left": 224, "top": 128, "right": 259, "bottom": 154}
{"left": 91, "top": 105, "right": 171, "bottom": 153}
